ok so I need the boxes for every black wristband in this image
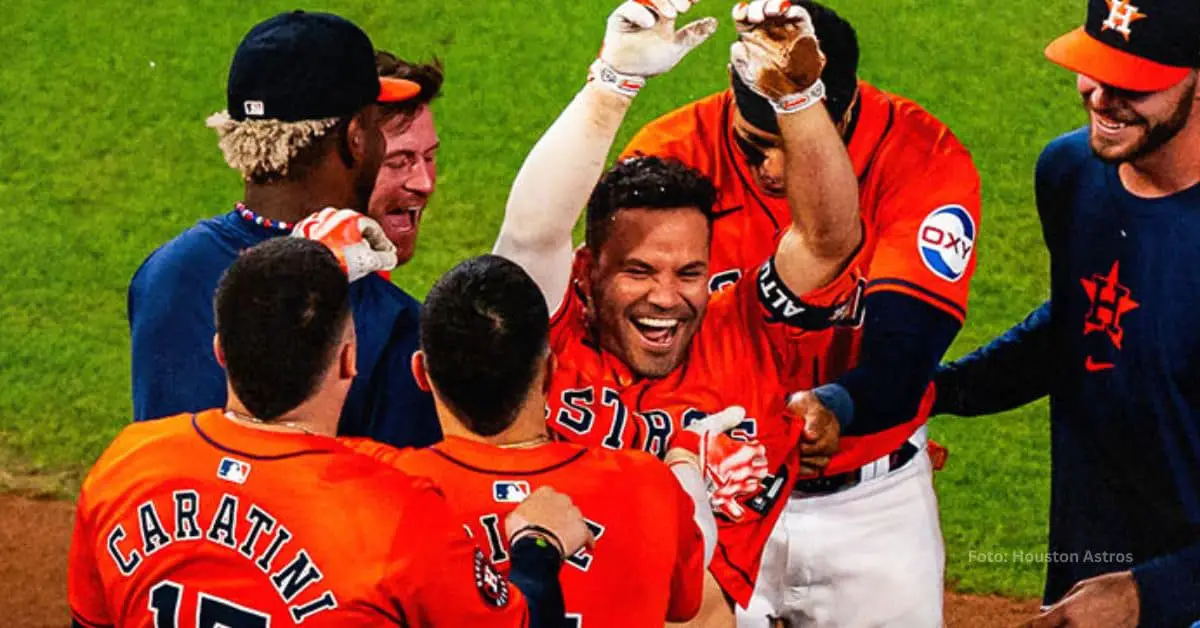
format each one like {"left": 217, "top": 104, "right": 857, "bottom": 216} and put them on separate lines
{"left": 509, "top": 524, "right": 566, "bottom": 559}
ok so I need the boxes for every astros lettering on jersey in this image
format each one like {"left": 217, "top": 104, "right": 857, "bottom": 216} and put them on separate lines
{"left": 543, "top": 246, "right": 868, "bottom": 605}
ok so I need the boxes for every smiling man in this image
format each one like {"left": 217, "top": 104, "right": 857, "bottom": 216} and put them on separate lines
{"left": 493, "top": 0, "right": 868, "bottom": 622}
{"left": 932, "top": 0, "right": 1200, "bottom": 626}
{"left": 368, "top": 52, "right": 442, "bottom": 265}
{"left": 129, "top": 14, "right": 440, "bottom": 450}
{"left": 620, "top": 2, "right": 981, "bottom": 623}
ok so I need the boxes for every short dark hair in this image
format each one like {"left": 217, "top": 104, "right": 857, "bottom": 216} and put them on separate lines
{"left": 799, "top": 0, "right": 859, "bottom": 123}
{"left": 420, "top": 255, "right": 550, "bottom": 436}
{"left": 585, "top": 156, "right": 717, "bottom": 251}
{"left": 214, "top": 238, "right": 351, "bottom": 419}
{"left": 375, "top": 50, "right": 444, "bottom": 129}
{"left": 731, "top": 0, "right": 860, "bottom": 129}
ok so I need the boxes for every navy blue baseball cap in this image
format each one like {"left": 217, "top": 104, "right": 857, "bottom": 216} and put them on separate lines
{"left": 1046, "top": 0, "right": 1200, "bottom": 92}
{"left": 226, "top": 10, "right": 419, "bottom": 122}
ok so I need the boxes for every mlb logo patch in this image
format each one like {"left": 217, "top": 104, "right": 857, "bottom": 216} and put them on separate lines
{"left": 217, "top": 457, "right": 251, "bottom": 484}
{"left": 492, "top": 481, "right": 531, "bottom": 503}
{"left": 242, "top": 100, "right": 265, "bottom": 117}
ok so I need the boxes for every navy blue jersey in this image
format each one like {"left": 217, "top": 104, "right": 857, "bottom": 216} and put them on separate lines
{"left": 128, "top": 209, "right": 440, "bottom": 448}
{"left": 936, "top": 129, "right": 1200, "bottom": 626}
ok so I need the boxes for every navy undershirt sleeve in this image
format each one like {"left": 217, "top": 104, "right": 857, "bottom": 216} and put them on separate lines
{"left": 507, "top": 537, "right": 567, "bottom": 628}
{"left": 931, "top": 300, "right": 1052, "bottom": 417}
{"left": 1132, "top": 540, "right": 1200, "bottom": 628}
{"left": 828, "top": 291, "right": 962, "bottom": 434}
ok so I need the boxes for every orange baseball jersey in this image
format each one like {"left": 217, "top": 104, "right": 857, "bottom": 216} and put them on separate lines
{"left": 622, "top": 81, "right": 982, "bottom": 475}
{"left": 67, "top": 409, "right": 529, "bottom": 628}
{"left": 347, "top": 436, "right": 704, "bottom": 627}
{"left": 543, "top": 248, "right": 867, "bottom": 606}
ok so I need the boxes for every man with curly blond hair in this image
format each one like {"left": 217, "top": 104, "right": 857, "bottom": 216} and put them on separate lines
{"left": 128, "top": 11, "right": 442, "bottom": 449}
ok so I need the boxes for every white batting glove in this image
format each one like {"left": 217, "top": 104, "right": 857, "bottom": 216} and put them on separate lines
{"left": 666, "top": 406, "right": 770, "bottom": 522}
{"left": 730, "top": 0, "right": 827, "bottom": 113}
{"left": 292, "top": 208, "right": 398, "bottom": 283}
{"left": 589, "top": 0, "right": 719, "bottom": 97}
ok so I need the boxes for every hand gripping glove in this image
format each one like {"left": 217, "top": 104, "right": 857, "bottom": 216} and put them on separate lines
{"left": 292, "top": 208, "right": 398, "bottom": 283}
{"left": 729, "top": 0, "right": 827, "bottom": 113}
{"left": 668, "top": 406, "right": 770, "bottom": 522}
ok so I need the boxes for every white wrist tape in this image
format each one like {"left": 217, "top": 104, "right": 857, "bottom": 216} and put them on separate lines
{"left": 587, "top": 59, "right": 646, "bottom": 98}
{"left": 773, "top": 78, "right": 826, "bottom": 114}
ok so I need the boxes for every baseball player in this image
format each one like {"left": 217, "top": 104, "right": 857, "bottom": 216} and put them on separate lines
{"left": 69, "top": 238, "right": 591, "bottom": 627}
{"left": 492, "top": 0, "right": 866, "bottom": 621}
{"left": 368, "top": 51, "right": 443, "bottom": 268}
{"left": 345, "top": 254, "right": 757, "bottom": 626}
{"left": 621, "top": 1, "right": 981, "bottom": 623}
{"left": 128, "top": 11, "right": 440, "bottom": 449}
{"left": 933, "top": 0, "right": 1200, "bottom": 626}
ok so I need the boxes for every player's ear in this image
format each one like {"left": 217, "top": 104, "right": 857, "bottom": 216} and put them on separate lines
{"left": 411, "top": 351, "right": 432, "bottom": 392}
{"left": 339, "top": 331, "right": 357, "bottom": 380}
{"left": 576, "top": 248, "right": 596, "bottom": 311}
{"left": 542, "top": 351, "right": 556, "bottom": 395}
{"left": 212, "top": 334, "right": 226, "bottom": 368}
{"left": 344, "top": 107, "right": 376, "bottom": 164}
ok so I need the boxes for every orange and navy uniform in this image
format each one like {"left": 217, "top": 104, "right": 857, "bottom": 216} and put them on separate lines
{"left": 542, "top": 249, "right": 866, "bottom": 606}
{"left": 67, "top": 409, "right": 529, "bottom": 628}
{"left": 622, "top": 81, "right": 981, "bottom": 475}
{"left": 349, "top": 436, "right": 705, "bottom": 627}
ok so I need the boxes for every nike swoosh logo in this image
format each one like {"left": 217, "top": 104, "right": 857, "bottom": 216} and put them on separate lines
{"left": 1085, "top": 357, "right": 1115, "bottom": 372}
{"left": 711, "top": 205, "right": 743, "bottom": 220}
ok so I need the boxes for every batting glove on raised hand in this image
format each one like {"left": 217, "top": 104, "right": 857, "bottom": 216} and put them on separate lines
{"left": 590, "top": 0, "right": 719, "bottom": 97}
{"left": 667, "top": 406, "right": 770, "bottom": 522}
{"left": 292, "top": 208, "right": 398, "bottom": 283}
{"left": 730, "top": 0, "right": 827, "bottom": 114}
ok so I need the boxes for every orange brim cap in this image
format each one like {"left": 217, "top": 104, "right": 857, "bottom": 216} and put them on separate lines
{"left": 378, "top": 77, "right": 421, "bottom": 103}
{"left": 1045, "top": 27, "right": 1192, "bottom": 92}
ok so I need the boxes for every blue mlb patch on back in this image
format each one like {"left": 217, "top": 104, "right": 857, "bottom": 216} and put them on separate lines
{"left": 217, "top": 457, "right": 250, "bottom": 484}
{"left": 492, "top": 481, "right": 531, "bottom": 503}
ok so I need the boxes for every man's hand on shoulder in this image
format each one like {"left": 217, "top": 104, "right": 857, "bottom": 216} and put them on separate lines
{"left": 506, "top": 486, "right": 595, "bottom": 559}
{"left": 293, "top": 208, "right": 397, "bottom": 283}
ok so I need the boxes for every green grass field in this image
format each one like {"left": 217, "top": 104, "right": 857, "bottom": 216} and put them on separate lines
{"left": 0, "top": 0, "right": 1089, "bottom": 598}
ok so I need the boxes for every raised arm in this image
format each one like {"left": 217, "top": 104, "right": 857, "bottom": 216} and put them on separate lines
{"left": 493, "top": 0, "right": 717, "bottom": 311}
{"left": 729, "top": 0, "right": 862, "bottom": 295}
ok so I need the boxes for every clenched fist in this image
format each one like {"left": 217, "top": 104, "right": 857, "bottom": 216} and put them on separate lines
{"left": 506, "top": 486, "right": 594, "bottom": 559}
{"left": 730, "top": 0, "right": 827, "bottom": 113}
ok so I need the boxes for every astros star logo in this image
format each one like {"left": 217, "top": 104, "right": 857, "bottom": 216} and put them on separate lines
{"left": 1101, "top": 0, "right": 1147, "bottom": 41}
{"left": 1080, "top": 261, "right": 1139, "bottom": 349}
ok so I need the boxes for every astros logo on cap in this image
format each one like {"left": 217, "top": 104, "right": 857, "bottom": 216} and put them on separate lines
{"left": 1101, "top": 0, "right": 1147, "bottom": 41}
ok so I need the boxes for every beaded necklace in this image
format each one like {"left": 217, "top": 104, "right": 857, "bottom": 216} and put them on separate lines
{"left": 235, "top": 202, "right": 294, "bottom": 234}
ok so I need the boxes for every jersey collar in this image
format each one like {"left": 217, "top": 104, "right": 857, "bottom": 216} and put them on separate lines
{"left": 845, "top": 81, "right": 894, "bottom": 180}
{"left": 191, "top": 408, "right": 343, "bottom": 460}
{"left": 432, "top": 435, "right": 588, "bottom": 475}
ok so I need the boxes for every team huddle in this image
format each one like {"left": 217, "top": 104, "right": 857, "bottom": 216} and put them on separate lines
{"left": 68, "top": 0, "right": 1200, "bottom": 626}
